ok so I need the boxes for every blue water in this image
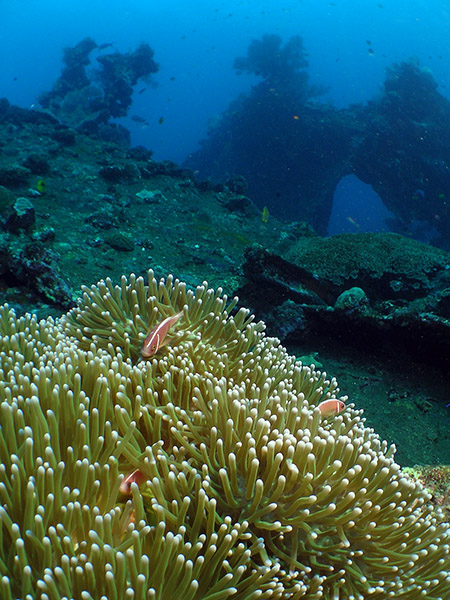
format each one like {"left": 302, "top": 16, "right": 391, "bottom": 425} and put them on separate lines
{"left": 2, "top": 0, "right": 450, "bottom": 236}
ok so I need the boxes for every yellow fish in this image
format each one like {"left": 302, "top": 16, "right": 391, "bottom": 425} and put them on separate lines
{"left": 36, "top": 179, "right": 46, "bottom": 194}
{"left": 261, "top": 206, "right": 269, "bottom": 223}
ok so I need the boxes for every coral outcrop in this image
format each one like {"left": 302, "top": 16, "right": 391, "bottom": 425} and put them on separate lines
{"left": 187, "top": 50, "right": 450, "bottom": 247}
{"left": 38, "top": 38, "right": 158, "bottom": 138}
{"left": 236, "top": 236, "right": 450, "bottom": 369}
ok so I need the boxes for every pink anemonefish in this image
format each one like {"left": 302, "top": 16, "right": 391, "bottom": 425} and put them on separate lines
{"left": 119, "top": 469, "right": 146, "bottom": 495}
{"left": 141, "top": 311, "right": 183, "bottom": 358}
{"left": 317, "top": 399, "right": 346, "bottom": 417}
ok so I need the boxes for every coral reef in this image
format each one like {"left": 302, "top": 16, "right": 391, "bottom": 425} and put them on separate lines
{"left": 0, "top": 51, "right": 449, "bottom": 473}
{"left": 1, "top": 84, "right": 450, "bottom": 378}
{"left": 233, "top": 34, "right": 309, "bottom": 88}
{"left": 0, "top": 270, "right": 449, "bottom": 598}
{"left": 38, "top": 38, "right": 158, "bottom": 135}
{"left": 96, "top": 43, "right": 158, "bottom": 118}
{"left": 186, "top": 52, "right": 450, "bottom": 247}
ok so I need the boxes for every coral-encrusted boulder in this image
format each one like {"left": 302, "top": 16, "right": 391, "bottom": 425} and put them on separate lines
{"left": 3, "top": 197, "right": 35, "bottom": 233}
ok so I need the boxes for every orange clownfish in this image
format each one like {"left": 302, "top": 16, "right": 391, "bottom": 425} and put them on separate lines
{"left": 119, "top": 469, "right": 146, "bottom": 495}
{"left": 317, "top": 399, "right": 346, "bottom": 417}
{"left": 141, "top": 311, "right": 183, "bottom": 358}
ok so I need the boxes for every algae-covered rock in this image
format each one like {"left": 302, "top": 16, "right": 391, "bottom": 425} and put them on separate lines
{"left": 104, "top": 230, "right": 134, "bottom": 251}
{"left": 3, "top": 197, "right": 35, "bottom": 232}
{"left": 404, "top": 464, "right": 450, "bottom": 523}
{"left": 334, "top": 286, "right": 369, "bottom": 311}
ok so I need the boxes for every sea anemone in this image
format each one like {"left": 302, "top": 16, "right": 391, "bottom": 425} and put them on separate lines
{"left": 0, "top": 270, "right": 449, "bottom": 599}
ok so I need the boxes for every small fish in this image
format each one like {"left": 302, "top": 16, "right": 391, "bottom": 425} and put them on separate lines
{"left": 98, "top": 42, "right": 114, "bottom": 50}
{"left": 261, "top": 206, "right": 270, "bottom": 223}
{"left": 36, "top": 179, "right": 46, "bottom": 194}
{"left": 318, "top": 399, "right": 345, "bottom": 416}
{"left": 141, "top": 311, "right": 183, "bottom": 358}
{"left": 158, "top": 116, "right": 165, "bottom": 125}
{"left": 131, "top": 114, "right": 148, "bottom": 124}
{"left": 346, "top": 216, "right": 360, "bottom": 229}
{"left": 138, "top": 87, "right": 147, "bottom": 94}
{"left": 119, "top": 469, "right": 146, "bottom": 494}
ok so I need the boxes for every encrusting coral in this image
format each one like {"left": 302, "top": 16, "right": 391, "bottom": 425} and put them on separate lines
{"left": 0, "top": 270, "right": 449, "bottom": 599}
{"left": 403, "top": 464, "right": 450, "bottom": 524}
